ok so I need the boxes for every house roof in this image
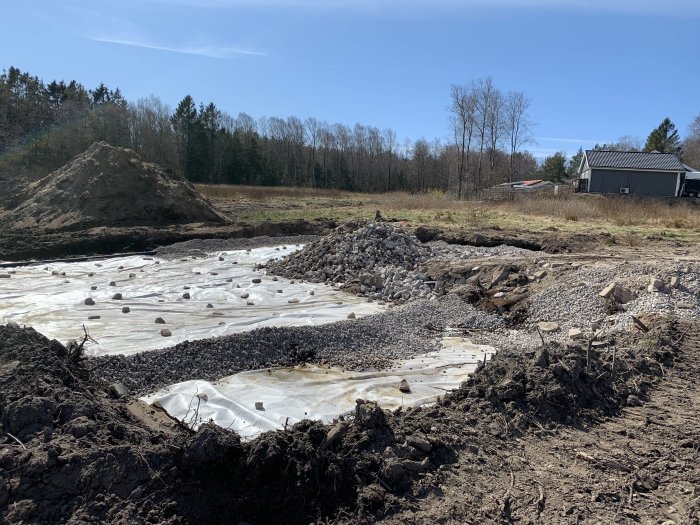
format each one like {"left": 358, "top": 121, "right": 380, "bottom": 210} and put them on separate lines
{"left": 585, "top": 150, "right": 686, "bottom": 171}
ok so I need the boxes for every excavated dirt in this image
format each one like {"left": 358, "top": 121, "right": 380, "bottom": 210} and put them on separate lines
{"left": 413, "top": 224, "right": 611, "bottom": 254}
{"left": 3, "top": 212, "right": 700, "bottom": 523}
{"left": 0, "top": 314, "right": 690, "bottom": 524}
{"left": 380, "top": 323, "right": 700, "bottom": 525}
{"left": 2, "top": 142, "right": 227, "bottom": 232}
{"left": 0, "top": 143, "right": 341, "bottom": 262}
{"left": 0, "top": 219, "right": 336, "bottom": 262}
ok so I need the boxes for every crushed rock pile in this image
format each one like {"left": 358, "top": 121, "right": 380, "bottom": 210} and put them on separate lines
{"left": 267, "top": 221, "right": 436, "bottom": 303}
{"left": 4, "top": 141, "right": 227, "bottom": 232}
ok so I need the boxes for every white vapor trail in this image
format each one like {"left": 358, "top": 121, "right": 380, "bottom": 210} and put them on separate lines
{"left": 89, "top": 36, "right": 267, "bottom": 58}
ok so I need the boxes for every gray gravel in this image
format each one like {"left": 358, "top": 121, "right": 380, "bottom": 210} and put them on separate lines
{"left": 520, "top": 258, "right": 700, "bottom": 345}
{"left": 428, "top": 240, "right": 538, "bottom": 260}
{"left": 100, "top": 222, "right": 700, "bottom": 393}
{"left": 156, "top": 235, "right": 320, "bottom": 258}
{"left": 90, "top": 294, "right": 502, "bottom": 395}
{"left": 468, "top": 328, "right": 543, "bottom": 354}
{"left": 527, "top": 281, "right": 607, "bottom": 326}
{"left": 609, "top": 262, "right": 700, "bottom": 330}
{"left": 457, "top": 257, "right": 700, "bottom": 353}
{"left": 267, "top": 221, "right": 437, "bottom": 303}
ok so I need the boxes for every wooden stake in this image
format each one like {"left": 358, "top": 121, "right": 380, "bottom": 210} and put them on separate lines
{"left": 631, "top": 315, "right": 649, "bottom": 333}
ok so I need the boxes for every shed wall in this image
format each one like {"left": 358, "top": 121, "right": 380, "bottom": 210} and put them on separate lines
{"left": 589, "top": 169, "right": 678, "bottom": 196}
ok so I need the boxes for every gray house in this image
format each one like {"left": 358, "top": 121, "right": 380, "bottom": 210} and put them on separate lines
{"left": 577, "top": 150, "right": 687, "bottom": 197}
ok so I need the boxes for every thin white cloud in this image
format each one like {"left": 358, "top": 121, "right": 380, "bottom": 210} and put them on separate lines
{"left": 89, "top": 36, "right": 266, "bottom": 58}
{"left": 138, "top": 0, "right": 700, "bottom": 15}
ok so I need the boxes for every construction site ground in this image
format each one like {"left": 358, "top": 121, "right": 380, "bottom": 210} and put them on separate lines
{"left": 2, "top": 182, "right": 700, "bottom": 524}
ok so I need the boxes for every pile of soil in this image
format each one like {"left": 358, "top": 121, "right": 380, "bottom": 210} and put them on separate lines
{"left": 0, "top": 317, "right": 682, "bottom": 524}
{"left": 0, "top": 325, "right": 179, "bottom": 523}
{"left": 3, "top": 142, "right": 227, "bottom": 232}
{"left": 383, "top": 321, "right": 699, "bottom": 524}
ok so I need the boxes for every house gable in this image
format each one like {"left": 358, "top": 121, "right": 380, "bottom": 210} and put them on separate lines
{"left": 579, "top": 150, "right": 684, "bottom": 197}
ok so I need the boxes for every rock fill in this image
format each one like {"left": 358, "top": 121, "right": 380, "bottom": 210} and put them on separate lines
{"left": 5, "top": 141, "right": 227, "bottom": 231}
{"left": 267, "top": 221, "right": 436, "bottom": 302}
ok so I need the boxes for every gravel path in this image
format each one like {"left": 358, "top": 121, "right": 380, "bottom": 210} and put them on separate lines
{"left": 90, "top": 294, "right": 503, "bottom": 395}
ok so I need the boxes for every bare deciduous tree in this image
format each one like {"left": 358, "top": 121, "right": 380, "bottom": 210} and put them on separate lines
{"left": 382, "top": 128, "right": 397, "bottom": 191}
{"left": 487, "top": 89, "right": 504, "bottom": 173}
{"left": 472, "top": 77, "right": 498, "bottom": 195}
{"left": 684, "top": 114, "right": 700, "bottom": 169}
{"left": 449, "top": 84, "right": 476, "bottom": 199}
{"left": 128, "top": 96, "right": 177, "bottom": 171}
{"left": 503, "top": 91, "right": 534, "bottom": 183}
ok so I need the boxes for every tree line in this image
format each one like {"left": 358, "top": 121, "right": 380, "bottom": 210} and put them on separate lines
{"left": 0, "top": 67, "right": 130, "bottom": 175}
{"left": 4, "top": 65, "right": 698, "bottom": 196}
{"left": 1, "top": 67, "right": 541, "bottom": 196}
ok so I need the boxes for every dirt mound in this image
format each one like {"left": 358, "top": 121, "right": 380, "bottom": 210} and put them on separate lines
{"left": 449, "top": 323, "right": 676, "bottom": 430}
{"left": 0, "top": 319, "right": 682, "bottom": 524}
{"left": 0, "top": 323, "right": 407, "bottom": 523}
{"left": 0, "top": 324, "right": 181, "bottom": 524}
{"left": 4, "top": 142, "right": 227, "bottom": 232}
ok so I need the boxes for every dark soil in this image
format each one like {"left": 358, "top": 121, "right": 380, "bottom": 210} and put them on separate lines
{"left": 0, "top": 219, "right": 336, "bottom": 261}
{"left": 380, "top": 323, "right": 699, "bottom": 525}
{"left": 413, "top": 225, "right": 605, "bottom": 254}
{"left": 0, "top": 315, "right": 686, "bottom": 524}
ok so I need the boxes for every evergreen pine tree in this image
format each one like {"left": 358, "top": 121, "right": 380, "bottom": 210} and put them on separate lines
{"left": 170, "top": 96, "right": 199, "bottom": 181}
{"left": 643, "top": 118, "right": 681, "bottom": 154}
{"left": 539, "top": 152, "right": 567, "bottom": 182}
{"left": 567, "top": 147, "right": 584, "bottom": 178}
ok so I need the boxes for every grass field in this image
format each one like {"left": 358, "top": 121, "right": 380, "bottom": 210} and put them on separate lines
{"left": 197, "top": 184, "right": 700, "bottom": 241}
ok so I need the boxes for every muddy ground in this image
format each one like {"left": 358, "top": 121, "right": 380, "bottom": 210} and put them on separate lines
{"left": 2, "top": 186, "right": 700, "bottom": 524}
{"left": 0, "top": 219, "right": 335, "bottom": 262}
{"left": 0, "top": 302, "right": 696, "bottom": 524}
{"left": 2, "top": 216, "right": 692, "bottom": 264}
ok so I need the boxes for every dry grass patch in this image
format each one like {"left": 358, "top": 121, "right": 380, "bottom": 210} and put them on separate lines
{"left": 197, "top": 184, "right": 354, "bottom": 201}
{"left": 197, "top": 183, "right": 700, "bottom": 238}
{"left": 366, "top": 191, "right": 463, "bottom": 211}
{"left": 495, "top": 194, "right": 700, "bottom": 231}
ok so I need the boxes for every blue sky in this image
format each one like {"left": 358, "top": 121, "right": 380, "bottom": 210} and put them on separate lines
{"left": 3, "top": 0, "right": 699, "bottom": 160}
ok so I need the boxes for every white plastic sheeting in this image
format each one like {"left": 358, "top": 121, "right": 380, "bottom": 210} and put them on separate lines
{"left": 0, "top": 246, "right": 385, "bottom": 356}
{"left": 141, "top": 336, "right": 494, "bottom": 440}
